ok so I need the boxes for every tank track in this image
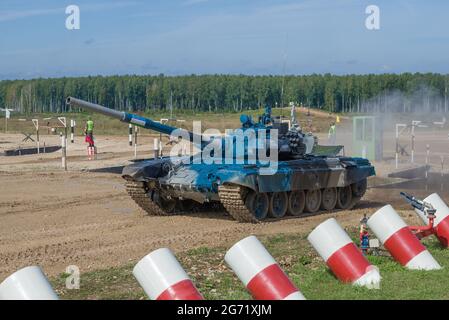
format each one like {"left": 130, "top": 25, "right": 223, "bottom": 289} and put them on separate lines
{"left": 124, "top": 179, "right": 171, "bottom": 216}
{"left": 218, "top": 185, "right": 258, "bottom": 223}
{"left": 125, "top": 179, "right": 220, "bottom": 216}
{"left": 126, "top": 180, "right": 363, "bottom": 222}
{"left": 218, "top": 184, "right": 363, "bottom": 223}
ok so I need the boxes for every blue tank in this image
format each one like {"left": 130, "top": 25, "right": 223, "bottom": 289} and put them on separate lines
{"left": 67, "top": 97, "right": 375, "bottom": 222}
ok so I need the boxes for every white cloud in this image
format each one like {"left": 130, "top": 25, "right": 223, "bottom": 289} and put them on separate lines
{"left": 183, "top": 0, "right": 209, "bottom": 6}
{"left": 0, "top": 8, "right": 61, "bottom": 22}
{"left": 0, "top": 1, "right": 141, "bottom": 23}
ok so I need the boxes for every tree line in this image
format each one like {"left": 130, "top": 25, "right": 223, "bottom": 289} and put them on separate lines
{"left": 0, "top": 73, "right": 448, "bottom": 114}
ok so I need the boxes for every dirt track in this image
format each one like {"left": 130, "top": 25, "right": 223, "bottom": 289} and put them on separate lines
{"left": 1, "top": 130, "right": 448, "bottom": 281}
{"left": 0, "top": 168, "right": 393, "bottom": 280}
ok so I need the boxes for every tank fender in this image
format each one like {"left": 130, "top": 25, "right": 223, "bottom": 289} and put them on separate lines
{"left": 121, "top": 157, "right": 187, "bottom": 182}
{"left": 215, "top": 171, "right": 258, "bottom": 192}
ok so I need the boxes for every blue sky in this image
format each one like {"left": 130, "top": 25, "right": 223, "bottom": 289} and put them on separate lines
{"left": 0, "top": 0, "right": 448, "bottom": 79}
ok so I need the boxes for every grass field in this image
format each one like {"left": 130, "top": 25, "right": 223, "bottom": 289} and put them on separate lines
{"left": 51, "top": 228, "right": 449, "bottom": 300}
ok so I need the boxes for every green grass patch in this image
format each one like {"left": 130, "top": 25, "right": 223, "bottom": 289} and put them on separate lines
{"left": 51, "top": 231, "right": 449, "bottom": 300}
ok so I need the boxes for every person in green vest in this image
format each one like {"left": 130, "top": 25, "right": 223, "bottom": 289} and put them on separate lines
{"left": 84, "top": 116, "right": 95, "bottom": 147}
{"left": 328, "top": 122, "right": 336, "bottom": 145}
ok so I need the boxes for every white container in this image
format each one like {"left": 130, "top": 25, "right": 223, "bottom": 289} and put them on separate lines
{"left": 133, "top": 248, "right": 203, "bottom": 300}
{"left": 0, "top": 266, "right": 58, "bottom": 300}
{"left": 368, "top": 205, "right": 441, "bottom": 270}
{"left": 225, "top": 235, "right": 305, "bottom": 300}
{"left": 308, "top": 218, "right": 380, "bottom": 288}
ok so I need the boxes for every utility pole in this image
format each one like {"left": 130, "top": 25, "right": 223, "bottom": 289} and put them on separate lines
{"left": 280, "top": 33, "right": 288, "bottom": 118}
{"left": 170, "top": 90, "right": 173, "bottom": 120}
{"left": 445, "top": 78, "right": 448, "bottom": 113}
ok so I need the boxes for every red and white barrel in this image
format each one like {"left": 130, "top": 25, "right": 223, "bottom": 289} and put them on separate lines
{"left": 0, "top": 266, "right": 59, "bottom": 300}
{"left": 415, "top": 193, "right": 449, "bottom": 247}
{"left": 225, "top": 235, "right": 305, "bottom": 300}
{"left": 307, "top": 218, "right": 381, "bottom": 288}
{"left": 133, "top": 248, "right": 203, "bottom": 300}
{"left": 368, "top": 205, "right": 441, "bottom": 270}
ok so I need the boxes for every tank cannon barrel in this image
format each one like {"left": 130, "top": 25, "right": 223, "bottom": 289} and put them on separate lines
{"left": 66, "top": 97, "right": 207, "bottom": 147}
{"left": 66, "top": 97, "right": 180, "bottom": 137}
{"left": 66, "top": 97, "right": 125, "bottom": 121}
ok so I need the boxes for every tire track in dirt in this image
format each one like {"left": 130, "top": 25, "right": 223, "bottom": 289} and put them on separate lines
{"left": 1, "top": 163, "right": 445, "bottom": 281}
{"left": 0, "top": 193, "right": 128, "bottom": 216}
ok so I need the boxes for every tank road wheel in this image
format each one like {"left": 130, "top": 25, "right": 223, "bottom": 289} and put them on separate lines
{"left": 218, "top": 185, "right": 261, "bottom": 222}
{"left": 287, "top": 191, "right": 305, "bottom": 216}
{"left": 336, "top": 186, "right": 352, "bottom": 209}
{"left": 304, "top": 189, "right": 322, "bottom": 213}
{"left": 269, "top": 192, "right": 288, "bottom": 218}
{"left": 245, "top": 191, "right": 269, "bottom": 221}
{"left": 152, "top": 191, "right": 176, "bottom": 213}
{"left": 321, "top": 187, "right": 337, "bottom": 211}
{"left": 178, "top": 199, "right": 195, "bottom": 213}
{"left": 125, "top": 180, "right": 174, "bottom": 216}
{"left": 352, "top": 179, "right": 367, "bottom": 198}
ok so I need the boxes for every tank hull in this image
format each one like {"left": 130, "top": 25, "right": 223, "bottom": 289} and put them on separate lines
{"left": 122, "top": 156, "right": 375, "bottom": 222}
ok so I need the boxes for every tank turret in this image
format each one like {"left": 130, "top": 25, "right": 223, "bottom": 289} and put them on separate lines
{"left": 235, "top": 104, "right": 317, "bottom": 159}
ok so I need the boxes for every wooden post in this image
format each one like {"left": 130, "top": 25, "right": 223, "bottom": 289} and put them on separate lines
{"left": 159, "top": 132, "right": 162, "bottom": 157}
{"left": 134, "top": 126, "right": 138, "bottom": 159}
{"left": 159, "top": 138, "right": 163, "bottom": 157}
{"left": 58, "top": 116, "right": 67, "bottom": 151}
{"left": 32, "top": 119, "right": 39, "bottom": 154}
{"left": 153, "top": 138, "right": 159, "bottom": 159}
{"left": 129, "top": 124, "right": 133, "bottom": 146}
{"left": 70, "top": 119, "right": 75, "bottom": 143}
{"left": 37, "top": 124, "right": 39, "bottom": 154}
{"left": 61, "top": 132, "right": 67, "bottom": 171}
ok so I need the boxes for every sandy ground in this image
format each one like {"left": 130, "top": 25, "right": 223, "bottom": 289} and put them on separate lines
{"left": 1, "top": 129, "right": 449, "bottom": 281}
